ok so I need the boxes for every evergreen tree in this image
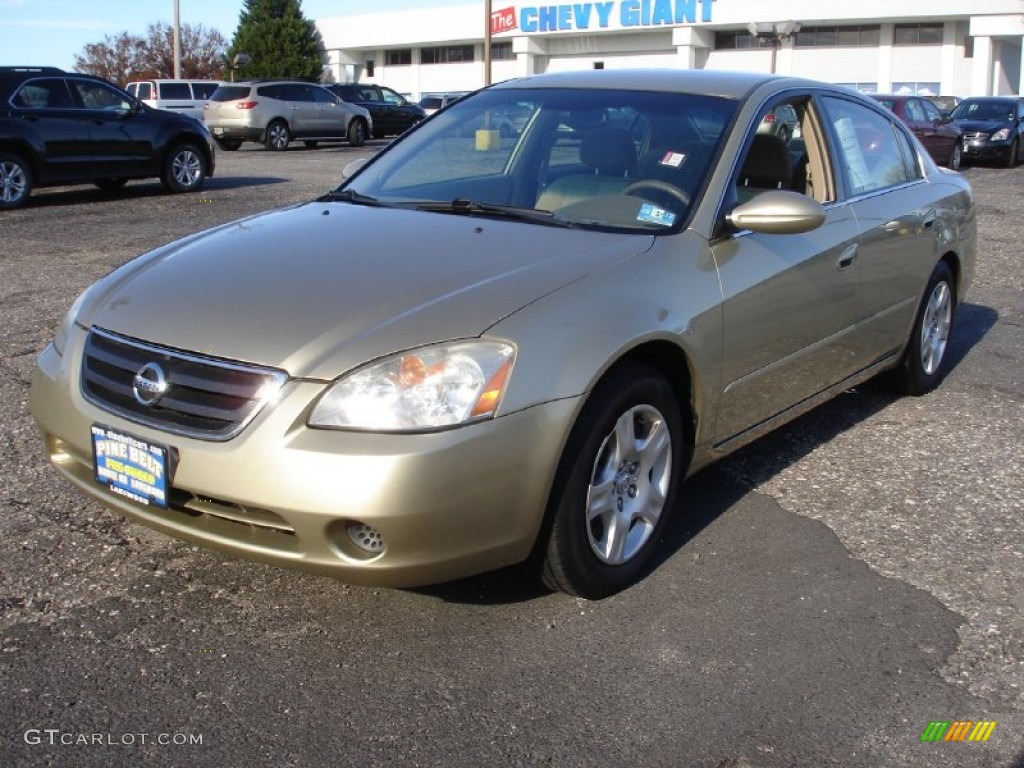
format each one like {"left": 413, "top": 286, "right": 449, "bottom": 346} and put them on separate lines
{"left": 228, "top": 0, "right": 324, "bottom": 81}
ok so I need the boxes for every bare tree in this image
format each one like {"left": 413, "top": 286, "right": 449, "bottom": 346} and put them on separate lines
{"left": 73, "top": 23, "right": 226, "bottom": 84}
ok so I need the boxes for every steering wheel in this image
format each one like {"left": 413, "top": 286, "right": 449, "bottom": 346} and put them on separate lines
{"left": 622, "top": 179, "right": 690, "bottom": 208}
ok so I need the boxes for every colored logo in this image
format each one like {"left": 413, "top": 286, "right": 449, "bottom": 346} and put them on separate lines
{"left": 921, "top": 721, "right": 997, "bottom": 742}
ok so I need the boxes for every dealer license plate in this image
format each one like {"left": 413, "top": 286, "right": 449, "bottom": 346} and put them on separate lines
{"left": 91, "top": 425, "right": 170, "bottom": 508}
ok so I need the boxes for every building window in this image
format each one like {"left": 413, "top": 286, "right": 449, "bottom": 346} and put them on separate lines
{"left": 421, "top": 45, "right": 475, "bottom": 64}
{"left": 714, "top": 31, "right": 772, "bottom": 50}
{"left": 593, "top": 61, "right": 604, "bottom": 69}
{"left": 491, "top": 42, "right": 514, "bottom": 61}
{"left": 891, "top": 82, "right": 941, "bottom": 96}
{"left": 365, "top": 59, "right": 375, "bottom": 78}
{"left": 836, "top": 82, "right": 879, "bottom": 94}
{"left": 385, "top": 49, "right": 412, "bottom": 66}
{"left": 795, "top": 25, "right": 880, "bottom": 47}
{"left": 893, "top": 23, "right": 943, "bottom": 46}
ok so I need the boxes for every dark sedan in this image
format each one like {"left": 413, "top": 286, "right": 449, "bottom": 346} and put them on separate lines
{"left": 950, "top": 96, "right": 1024, "bottom": 167}
{"left": 869, "top": 94, "right": 963, "bottom": 170}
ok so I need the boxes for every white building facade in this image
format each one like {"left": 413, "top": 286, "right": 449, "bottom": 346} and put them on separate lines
{"left": 317, "top": 0, "right": 1024, "bottom": 99}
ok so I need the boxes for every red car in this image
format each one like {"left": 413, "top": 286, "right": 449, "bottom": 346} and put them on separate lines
{"left": 869, "top": 94, "right": 964, "bottom": 170}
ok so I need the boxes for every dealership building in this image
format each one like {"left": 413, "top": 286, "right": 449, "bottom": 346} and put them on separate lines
{"left": 316, "top": 0, "right": 1024, "bottom": 99}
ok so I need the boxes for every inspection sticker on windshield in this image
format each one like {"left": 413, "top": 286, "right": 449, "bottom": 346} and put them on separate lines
{"left": 91, "top": 424, "right": 169, "bottom": 508}
{"left": 658, "top": 150, "right": 687, "bottom": 168}
{"left": 637, "top": 203, "right": 677, "bottom": 227}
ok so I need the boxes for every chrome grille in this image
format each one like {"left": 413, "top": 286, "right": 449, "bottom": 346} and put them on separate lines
{"left": 81, "top": 328, "right": 287, "bottom": 441}
{"left": 962, "top": 132, "right": 989, "bottom": 141}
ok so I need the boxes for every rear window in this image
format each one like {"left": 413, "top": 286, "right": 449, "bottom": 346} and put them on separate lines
{"left": 211, "top": 86, "right": 252, "bottom": 102}
{"left": 159, "top": 83, "right": 192, "bottom": 99}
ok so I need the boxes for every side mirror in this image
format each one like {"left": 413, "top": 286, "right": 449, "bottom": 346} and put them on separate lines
{"left": 727, "top": 190, "right": 825, "bottom": 235}
{"left": 342, "top": 158, "right": 368, "bottom": 179}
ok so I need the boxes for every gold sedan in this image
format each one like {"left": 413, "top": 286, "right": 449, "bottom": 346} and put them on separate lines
{"left": 31, "top": 69, "right": 976, "bottom": 598}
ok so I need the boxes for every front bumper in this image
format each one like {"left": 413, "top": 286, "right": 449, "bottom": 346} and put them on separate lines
{"left": 961, "top": 138, "right": 1013, "bottom": 161}
{"left": 30, "top": 328, "right": 580, "bottom": 587}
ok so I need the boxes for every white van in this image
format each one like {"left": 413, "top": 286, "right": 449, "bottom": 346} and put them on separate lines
{"left": 125, "top": 79, "right": 224, "bottom": 116}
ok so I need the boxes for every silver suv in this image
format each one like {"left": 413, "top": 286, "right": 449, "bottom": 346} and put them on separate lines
{"left": 203, "top": 80, "right": 372, "bottom": 151}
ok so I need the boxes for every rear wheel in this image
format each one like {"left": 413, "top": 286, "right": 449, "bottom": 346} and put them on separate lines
{"left": 887, "top": 261, "right": 955, "bottom": 395}
{"left": 161, "top": 142, "right": 207, "bottom": 193}
{"left": 540, "top": 362, "right": 686, "bottom": 599}
{"left": 347, "top": 118, "right": 367, "bottom": 147}
{"left": 264, "top": 120, "right": 290, "bottom": 151}
{"left": 0, "top": 151, "right": 32, "bottom": 210}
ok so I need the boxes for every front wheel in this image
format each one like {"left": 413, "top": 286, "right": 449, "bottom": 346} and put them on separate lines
{"left": 264, "top": 120, "right": 290, "bottom": 151}
{"left": 215, "top": 138, "right": 242, "bottom": 152}
{"left": 161, "top": 143, "right": 207, "bottom": 193}
{"left": 347, "top": 119, "right": 367, "bottom": 147}
{"left": 945, "top": 143, "right": 961, "bottom": 171}
{"left": 1004, "top": 138, "right": 1019, "bottom": 168}
{"left": 887, "top": 261, "right": 956, "bottom": 395}
{"left": 540, "top": 362, "right": 686, "bottom": 599}
{"left": 0, "top": 151, "right": 33, "bottom": 210}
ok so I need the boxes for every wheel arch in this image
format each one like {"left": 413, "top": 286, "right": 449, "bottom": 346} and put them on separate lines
{"left": 0, "top": 141, "right": 40, "bottom": 180}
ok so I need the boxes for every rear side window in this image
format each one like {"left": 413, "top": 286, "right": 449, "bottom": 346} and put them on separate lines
{"left": 211, "top": 86, "right": 252, "bottom": 102}
{"left": 821, "top": 96, "right": 911, "bottom": 196}
{"left": 159, "top": 83, "right": 191, "bottom": 99}
{"left": 11, "top": 78, "right": 74, "bottom": 109}
{"left": 257, "top": 84, "right": 288, "bottom": 100}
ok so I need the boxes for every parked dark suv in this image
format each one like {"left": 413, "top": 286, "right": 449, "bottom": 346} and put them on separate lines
{"left": 327, "top": 84, "right": 425, "bottom": 138}
{"left": 0, "top": 66, "right": 215, "bottom": 210}
{"left": 950, "top": 96, "right": 1024, "bottom": 167}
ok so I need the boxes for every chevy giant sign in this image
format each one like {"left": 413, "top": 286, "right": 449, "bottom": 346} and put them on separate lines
{"left": 491, "top": 0, "right": 714, "bottom": 35}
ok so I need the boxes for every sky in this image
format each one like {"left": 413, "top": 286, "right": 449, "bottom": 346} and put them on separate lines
{"left": 0, "top": 0, "right": 476, "bottom": 72}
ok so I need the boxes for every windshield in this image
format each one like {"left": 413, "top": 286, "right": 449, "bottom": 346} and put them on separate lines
{"left": 951, "top": 100, "right": 1014, "bottom": 122}
{"left": 342, "top": 86, "right": 737, "bottom": 232}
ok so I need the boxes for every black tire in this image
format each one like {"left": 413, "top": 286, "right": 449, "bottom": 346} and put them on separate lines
{"left": 0, "top": 151, "right": 33, "bottom": 210}
{"left": 303, "top": 140, "right": 319, "bottom": 149}
{"left": 264, "top": 120, "right": 290, "bottom": 151}
{"left": 161, "top": 142, "right": 207, "bottom": 193}
{"left": 887, "top": 261, "right": 956, "bottom": 396}
{"left": 94, "top": 178, "right": 128, "bottom": 192}
{"left": 540, "top": 362, "right": 687, "bottom": 599}
{"left": 215, "top": 138, "right": 242, "bottom": 152}
{"left": 347, "top": 118, "right": 367, "bottom": 147}
{"left": 1004, "top": 138, "right": 1018, "bottom": 168}
{"left": 778, "top": 126, "right": 790, "bottom": 144}
{"left": 945, "top": 143, "right": 961, "bottom": 171}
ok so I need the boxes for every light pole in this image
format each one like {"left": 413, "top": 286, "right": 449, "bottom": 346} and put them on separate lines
{"left": 173, "top": 0, "right": 182, "bottom": 79}
{"left": 483, "top": 0, "right": 492, "bottom": 86}
{"left": 747, "top": 20, "right": 801, "bottom": 74}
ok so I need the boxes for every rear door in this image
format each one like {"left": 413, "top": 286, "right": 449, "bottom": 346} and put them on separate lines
{"left": 818, "top": 94, "right": 938, "bottom": 362}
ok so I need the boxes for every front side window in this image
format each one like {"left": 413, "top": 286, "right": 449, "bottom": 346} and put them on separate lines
{"left": 72, "top": 79, "right": 132, "bottom": 111}
{"left": 821, "top": 96, "right": 910, "bottom": 196}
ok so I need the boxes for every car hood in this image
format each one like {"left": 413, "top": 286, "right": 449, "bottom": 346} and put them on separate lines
{"left": 954, "top": 118, "right": 1011, "bottom": 133}
{"left": 82, "top": 201, "right": 653, "bottom": 380}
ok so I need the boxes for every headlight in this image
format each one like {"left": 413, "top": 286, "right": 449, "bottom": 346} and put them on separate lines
{"left": 991, "top": 128, "right": 1010, "bottom": 141}
{"left": 53, "top": 287, "right": 91, "bottom": 356}
{"left": 309, "top": 341, "right": 516, "bottom": 431}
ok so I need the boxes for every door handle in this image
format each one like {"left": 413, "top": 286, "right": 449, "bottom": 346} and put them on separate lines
{"left": 837, "top": 244, "right": 858, "bottom": 270}
{"left": 923, "top": 211, "right": 937, "bottom": 230}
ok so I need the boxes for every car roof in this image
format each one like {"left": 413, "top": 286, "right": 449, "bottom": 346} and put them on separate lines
{"left": 489, "top": 68, "right": 804, "bottom": 99}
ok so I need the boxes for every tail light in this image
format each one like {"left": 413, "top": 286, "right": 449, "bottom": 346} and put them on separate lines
{"left": 761, "top": 113, "right": 777, "bottom": 124}
{"left": 236, "top": 101, "right": 258, "bottom": 110}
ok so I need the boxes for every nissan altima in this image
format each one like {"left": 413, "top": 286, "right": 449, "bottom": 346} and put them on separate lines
{"left": 30, "top": 69, "right": 976, "bottom": 599}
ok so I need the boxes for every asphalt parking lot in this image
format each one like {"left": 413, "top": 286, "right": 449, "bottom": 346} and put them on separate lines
{"left": 1, "top": 143, "right": 1022, "bottom": 767}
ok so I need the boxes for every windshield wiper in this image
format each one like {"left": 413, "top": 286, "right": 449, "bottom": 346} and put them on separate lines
{"left": 412, "top": 198, "right": 576, "bottom": 228}
{"left": 317, "top": 189, "right": 392, "bottom": 207}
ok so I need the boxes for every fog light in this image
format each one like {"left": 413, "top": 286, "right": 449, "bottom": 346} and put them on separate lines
{"left": 347, "top": 522, "right": 385, "bottom": 554}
